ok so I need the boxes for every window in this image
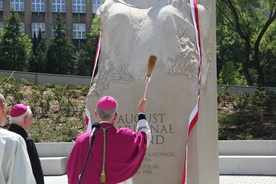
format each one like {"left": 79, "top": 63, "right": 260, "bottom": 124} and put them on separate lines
{"left": 0, "top": 0, "right": 3, "bottom": 11}
{"left": 21, "top": 22, "right": 25, "bottom": 33}
{"left": 32, "top": 0, "right": 45, "bottom": 12}
{"left": 52, "top": 25, "right": 66, "bottom": 37}
{"left": 10, "top": 0, "right": 24, "bottom": 11}
{"left": 72, "top": 0, "right": 86, "bottom": 13}
{"left": 0, "top": 22, "right": 3, "bottom": 30}
{"left": 92, "top": 0, "right": 101, "bottom": 13}
{"left": 32, "top": 22, "right": 45, "bottom": 38}
{"left": 73, "top": 23, "right": 86, "bottom": 39}
{"left": 52, "top": 0, "right": 65, "bottom": 12}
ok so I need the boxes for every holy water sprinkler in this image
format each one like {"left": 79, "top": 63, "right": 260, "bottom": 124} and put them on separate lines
{"left": 143, "top": 55, "right": 157, "bottom": 99}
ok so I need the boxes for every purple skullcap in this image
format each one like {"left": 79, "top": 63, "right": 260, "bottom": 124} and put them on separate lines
{"left": 96, "top": 96, "right": 117, "bottom": 110}
{"left": 10, "top": 104, "right": 28, "bottom": 117}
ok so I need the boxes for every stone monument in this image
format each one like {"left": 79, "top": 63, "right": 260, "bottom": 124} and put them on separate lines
{"left": 86, "top": 0, "right": 218, "bottom": 183}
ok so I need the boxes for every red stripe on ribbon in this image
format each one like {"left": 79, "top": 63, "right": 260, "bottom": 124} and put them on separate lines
{"left": 181, "top": 0, "right": 202, "bottom": 183}
{"left": 91, "top": 32, "right": 102, "bottom": 82}
{"left": 86, "top": 31, "right": 102, "bottom": 132}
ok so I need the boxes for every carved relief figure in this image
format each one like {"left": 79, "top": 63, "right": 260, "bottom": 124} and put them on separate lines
{"left": 88, "top": 0, "right": 213, "bottom": 97}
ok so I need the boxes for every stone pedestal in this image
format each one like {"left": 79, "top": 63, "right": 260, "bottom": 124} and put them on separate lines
{"left": 87, "top": 1, "right": 218, "bottom": 183}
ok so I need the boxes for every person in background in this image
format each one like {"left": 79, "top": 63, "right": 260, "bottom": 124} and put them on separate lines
{"left": 0, "top": 94, "right": 36, "bottom": 184}
{"left": 67, "top": 96, "right": 151, "bottom": 184}
{"left": 8, "top": 103, "right": 44, "bottom": 184}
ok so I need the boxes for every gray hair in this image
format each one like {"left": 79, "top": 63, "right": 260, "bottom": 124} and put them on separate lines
{"left": 9, "top": 106, "right": 32, "bottom": 123}
{"left": 96, "top": 107, "right": 117, "bottom": 121}
{"left": 0, "top": 94, "right": 6, "bottom": 105}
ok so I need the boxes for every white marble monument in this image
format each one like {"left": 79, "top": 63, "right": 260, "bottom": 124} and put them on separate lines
{"left": 86, "top": 0, "right": 218, "bottom": 183}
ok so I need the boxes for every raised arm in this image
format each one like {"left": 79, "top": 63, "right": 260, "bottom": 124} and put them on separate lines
{"left": 136, "top": 98, "right": 151, "bottom": 147}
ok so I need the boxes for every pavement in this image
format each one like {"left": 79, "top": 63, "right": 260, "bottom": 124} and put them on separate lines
{"left": 219, "top": 175, "right": 276, "bottom": 184}
{"left": 45, "top": 175, "right": 276, "bottom": 184}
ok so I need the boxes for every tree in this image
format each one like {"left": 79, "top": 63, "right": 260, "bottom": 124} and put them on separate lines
{"left": 0, "top": 11, "right": 32, "bottom": 71}
{"left": 76, "top": 15, "right": 101, "bottom": 76}
{"left": 45, "top": 13, "right": 76, "bottom": 74}
{"left": 29, "top": 29, "right": 47, "bottom": 72}
{"left": 217, "top": 0, "right": 276, "bottom": 86}
{"left": 260, "top": 20, "right": 276, "bottom": 86}
{"left": 218, "top": 61, "right": 247, "bottom": 85}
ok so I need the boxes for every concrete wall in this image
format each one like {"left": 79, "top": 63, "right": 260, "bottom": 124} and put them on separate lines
{"left": 36, "top": 142, "right": 74, "bottom": 157}
{"left": 0, "top": 70, "right": 91, "bottom": 87}
{"left": 219, "top": 140, "right": 276, "bottom": 175}
{"left": 217, "top": 85, "right": 276, "bottom": 94}
{"left": 36, "top": 140, "right": 276, "bottom": 157}
{"left": 36, "top": 140, "right": 276, "bottom": 176}
{"left": 1, "top": 70, "right": 276, "bottom": 92}
{"left": 219, "top": 140, "right": 276, "bottom": 155}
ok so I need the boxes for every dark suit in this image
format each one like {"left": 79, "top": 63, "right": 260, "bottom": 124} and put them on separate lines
{"left": 9, "top": 124, "right": 45, "bottom": 184}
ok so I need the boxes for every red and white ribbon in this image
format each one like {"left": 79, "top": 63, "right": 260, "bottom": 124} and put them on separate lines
{"left": 90, "top": 31, "right": 102, "bottom": 86}
{"left": 86, "top": 31, "right": 102, "bottom": 132}
{"left": 181, "top": 0, "right": 202, "bottom": 183}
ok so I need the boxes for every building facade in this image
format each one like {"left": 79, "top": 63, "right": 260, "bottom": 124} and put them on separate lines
{"left": 0, "top": 0, "right": 101, "bottom": 49}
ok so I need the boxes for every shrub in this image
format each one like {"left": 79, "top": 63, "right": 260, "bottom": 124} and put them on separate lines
{"left": 218, "top": 87, "right": 276, "bottom": 140}
{"left": 0, "top": 76, "right": 87, "bottom": 142}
